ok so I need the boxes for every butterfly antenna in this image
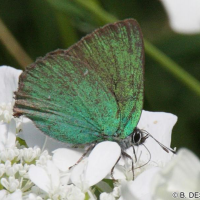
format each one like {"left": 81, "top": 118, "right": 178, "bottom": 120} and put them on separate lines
{"left": 142, "top": 130, "right": 176, "bottom": 154}
{"left": 135, "top": 143, "right": 151, "bottom": 169}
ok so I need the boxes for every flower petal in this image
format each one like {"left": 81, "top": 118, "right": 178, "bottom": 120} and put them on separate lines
{"left": 7, "top": 118, "right": 16, "bottom": 148}
{"left": 28, "top": 165, "right": 50, "bottom": 193}
{"left": 70, "top": 158, "right": 89, "bottom": 190}
{"left": 137, "top": 110, "right": 177, "bottom": 163}
{"left": 46, "top": 160, "right": 60, "bottom": 192}
{"left": 53, "top": 148, "right": 84, "bottom": 172}
{"left": 151, "top": 148, "right": 200, "bottom": 199}
{"left": 0, "top": 190, "right": 6, "bottom": 199}
{"left": 120, "top": 182, "right": 139, "bottom": 200}
{"left": 85, "top": 141, "right": 121, "bottom": 186}
{"left": 9, "top": 189, "right": 22, "bottom": 200}
{"left": 0, "top": 66, "right": 22, "bottom": 103}
{"left": 0, "top": 119, "right": 16, "bottom": 150}
{"left": 65, "top": 185, "right": 85, "bottom": 200}
{"left": 111, "top": 164, "right": 126, "bottom": 180}
{"left": 100, "top": 192, "right": 116, "bottom": 200}
{"left": 0, "top": 123, "right": 8, "bottom": 150}
{"left": 22, "top": 117, "right": 46, "bottom": 149}
{"left": 121, "top": 167, "right": 160, "bottom": 200}
{"left": 161, "top": 0, "right": 200, "bottom": 34}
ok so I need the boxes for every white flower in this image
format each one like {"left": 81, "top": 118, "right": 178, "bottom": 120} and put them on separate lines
{"left": 120, "top": 148, "right": 200, "bottom": 200}
{"left": 0, "top": 119, "right": 16, "bottom": 151}
{"left": 52, "top": 148, "right": 84, "bottom": 172}
{"left": 20, "top": 147, "right": 41, "bottom": 163}
{"left": 137, "top": 110, "right": 177, "bottom": 164}
{"left": 0, "top": 66, "right": 22, "bottom": 104}
{"left": 120, "top": 168, "right": 160, "bottom": 200}
{"left": 58, "top": 142, "right": 120, "bottom": 186}
{"left": 62, "top": 185, "right": 85, "bottom": 200}
{"left": 112, "top": 110, "right": 177, "bottom": 181}
{"left": 29, "top": 160, "right": 60, "bottom": 195}
{"left": 35, "top": 150, "right": 52, "bottom": 166}
{"left": 161, "top": 0, "right": 200, "bottom": 34}
{"left": 107, "top": 111, "right": 178, "bottom": 200}
{"left": 0, "top": 66, "right": 23, "bottom": 164}
{"left": 84, "top": 141, "right": 121, "bottom": 186}
{"left": 0, "top": 189, "right": 22, "bottom": 200}
{"left": 100, "top": 192, "right": 116, "bottom": 200}
{"left": 0, "top": 164, "right": 6, "bottom": 177}
{"left": 69, "top": 142, "right": 121, "bottom": 191}
{"left": 151, "top": 148, "right": 200, "bottom": 199}
{"left": 5, "top": 162, "right": 20, "bottom": 177}
{"left": 1, "top": 177, "right": 19, "bottom": 192}
{"left": 0, "top": 66, "right": 22, "bottom": 123}
{"left": 31, "top": 142, "right": 121, "bottom": 199}
{"left": 0, "top": 103, "right": 13, "bottom": 123}
{"left": 27, "top": 193, "right": 43, "bottom": 200}
{"left": 0, "top": 148, "right": 20, "bottom": 163}
{"left": 28, "top": 160, "right": 86, "bottom": 200}
{"left": 18, "top": 163, "right": 30, "bottom": 178}
{"left": 28, "top": 142, "right": 121, "bottom": 199}
{"left": 0, "top": 129, "right": 20, "bottom": 163}
{"left": 100, "top": 186, "right": 121, "bottom": 200}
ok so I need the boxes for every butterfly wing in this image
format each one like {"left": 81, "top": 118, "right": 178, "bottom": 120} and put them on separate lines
{"left": 53, "top": 19, "right": 144, "bottom": 138}
{"left": 14, "top": 55, "right": 120, "bottom": 144}
{"left": 14, "top": 19, "right": 144, "bottom": 144}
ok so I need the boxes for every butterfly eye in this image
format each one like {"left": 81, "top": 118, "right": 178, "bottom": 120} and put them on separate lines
{"left": 132, "top": 128, "right": 142, "bottom": 145}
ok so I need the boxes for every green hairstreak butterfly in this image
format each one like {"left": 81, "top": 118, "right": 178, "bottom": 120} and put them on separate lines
{"left": 13, "top": 19, "right": 174, "bottom": 159}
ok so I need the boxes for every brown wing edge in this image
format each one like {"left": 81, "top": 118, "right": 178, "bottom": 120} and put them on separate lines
{"left": 49, "top": 19, "right": 145, "bottom": 70}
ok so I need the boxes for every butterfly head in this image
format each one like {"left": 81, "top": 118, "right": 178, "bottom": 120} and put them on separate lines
{"left": 116, "top": 127, "right": 148, "bottom": 150}
{"left": 131, "top": 127, "right": 148, "bottom": 145}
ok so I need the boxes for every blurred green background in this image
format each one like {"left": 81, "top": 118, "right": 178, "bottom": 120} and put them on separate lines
{"left": 0, "top": 0, "right": 200, "bottom": 156}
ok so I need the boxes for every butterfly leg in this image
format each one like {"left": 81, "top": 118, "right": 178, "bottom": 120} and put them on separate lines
{"left": 69, "top": 143, "right": 96, "bottom": 169}
{"left": 111, "top": 155, "right": 121, "bottom": 181}
{"left": 122, "top": 151, "right": 134, "bottom": 180}
{"left": 132, "top": 144, "right": 137, "bottom": 163}
{"left": 135, "top": 143, "right": 151, "bottom": 170}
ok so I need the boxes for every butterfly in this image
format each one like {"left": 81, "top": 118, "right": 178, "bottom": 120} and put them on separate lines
{"left": 13, "top": 19, "right": 174, "bottom": 163}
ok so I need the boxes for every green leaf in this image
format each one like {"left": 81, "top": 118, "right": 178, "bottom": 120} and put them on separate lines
{"left": 16, "top": 136, "right": 28, "bottom": 147}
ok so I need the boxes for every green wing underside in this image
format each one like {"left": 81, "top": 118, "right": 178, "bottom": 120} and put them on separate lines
{"left": 14, "top": 19, "right": 144, "bottom": 144}
{"left": 15, "top": 56, "right": 119, "bottom": 143}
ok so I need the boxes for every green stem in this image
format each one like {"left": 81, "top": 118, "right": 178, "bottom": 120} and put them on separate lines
{"left": 0, "top": 18, "right": 33, "bottom": 69}
{"left": 74, "top": 0, "right": 117, "bottom": 25}
{"left": 73, "top": 0, "right": 200, "bottom": 96}
{"left": 144, "top": 40, "right": 200, "bottom": 96}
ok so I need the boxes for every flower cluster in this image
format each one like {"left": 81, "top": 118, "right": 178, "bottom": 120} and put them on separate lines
{"left": 0, "top": 66, "right": 200, "bottom": 200}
